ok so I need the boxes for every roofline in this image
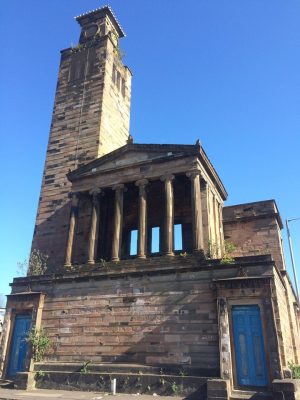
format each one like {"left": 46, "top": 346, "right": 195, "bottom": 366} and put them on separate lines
{"left": 67, "top": 143, "right": 228, "bottom": 200}
{"left": 223, "top": 199, "right": 283, "bottom": 229}
{"left": 75, "top": 6, "right": 125, "bottom": 38}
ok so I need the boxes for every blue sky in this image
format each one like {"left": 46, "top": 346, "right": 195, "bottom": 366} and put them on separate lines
{"left": 0, "top": 0, "right": 299, "bottom": 299}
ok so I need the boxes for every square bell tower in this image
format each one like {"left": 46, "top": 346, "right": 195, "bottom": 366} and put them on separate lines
{"left": 32, "top": 6, "right": 132, "bottom": 271}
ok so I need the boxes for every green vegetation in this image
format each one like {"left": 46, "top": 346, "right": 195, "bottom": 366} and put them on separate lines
{"left": 171, "top": 381, "right": 179, "bottom": 394}
{"left": 17, "top": 249, "right": 48, "bottom": 276}
{"left": 80, "top": 360, "right": 91, "bottom": 373}
{"left": 288, "top": 362, "right": 300, "bottom": 379}
{"left": 26, "top": 327, "right": 51, "bottom": 362}
{"left": 220, "top": 240, "right": 237, "bottom": 264}
{"left": 206, "top": 240, "right": 236, "bottom": 264}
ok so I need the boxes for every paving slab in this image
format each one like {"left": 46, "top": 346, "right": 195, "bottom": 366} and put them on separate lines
{"left": 0, "top": 388, "right": 184, "bottom": 400}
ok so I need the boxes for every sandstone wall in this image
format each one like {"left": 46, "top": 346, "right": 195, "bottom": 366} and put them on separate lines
{"left": 223, "top": 200, "right": 285, "bottom": 270}
{"left": 40, "top": 268, "right": 219, "bottom": 373}
{"left": 32, "top": 24, "right": 131, "bottom": 271}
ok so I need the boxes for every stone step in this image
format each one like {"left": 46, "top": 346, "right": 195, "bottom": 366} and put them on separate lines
{"left": 32, "top": 369, "right": 209, "bottom": 399}
{"left": 229, "top": 389, "right": 273, "bottom": 400}
{"left": 34, "top": 361, "right": 214, "bottom": 377}
{"left": 0, "top": 379, "right": 14, "bottom": 388}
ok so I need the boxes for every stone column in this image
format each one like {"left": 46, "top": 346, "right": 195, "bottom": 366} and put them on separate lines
{"left": 160, "top": 174, "right": 175, "bottom": 256}
{"left": 111, "top": 184, "right": 125, "bottom": 262}
{"left": 214, "top": 197, "right": 221, "bottom": 258}
{"left": 87, "top": 188, "right": 101, "bottom": 265}
{"left": 64, "top": 193, "right": 79, "bottom": 267}
{"left": 186, "top": 171, "right": 204, "bottom": 252}
{"left": 135, "top": 179, "right": 148, "bottom": 259}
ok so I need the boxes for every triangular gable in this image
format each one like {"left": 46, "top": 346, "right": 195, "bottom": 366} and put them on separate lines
{"left": 68, "top": 143, "right": 199, "bottom": 180}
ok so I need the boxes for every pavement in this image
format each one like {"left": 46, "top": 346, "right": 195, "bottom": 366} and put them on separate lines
{"left": 0, "top": 388, "right": 185, "bottom": 400}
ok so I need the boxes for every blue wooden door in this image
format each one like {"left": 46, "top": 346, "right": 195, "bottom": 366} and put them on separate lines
{"left": 232, "top": 305, "right": 268, "bottom": 387}
{"left": 7, "top": 314, "right": 31, "bottom": 378}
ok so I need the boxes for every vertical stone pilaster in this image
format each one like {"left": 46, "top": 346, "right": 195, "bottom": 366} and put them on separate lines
{"left": 201, "top": 180, "right": 210, "bottom": 254}
{"left": 111, "top": 184, "right": 125, "bottom": 262}
{"left": 213, "top": 194, "right": 221, "bottom": 257}
{"left": 187, "top": 171, "right": 204, "bottom": 252}
{"left": 87, "top": 188, "right": 101, "bottom": 265}
{"left": 218, "top": 200, "right": 224, "bottom": 257}
{"left": 217, "top": 298, "right": 232, "bottom": 381}
{"left": 135, "top": 179, "right": 148, "bottom": 259}
{"left": 160, "top": 174, "right": 175, "bottom": 256}
{"left": 64, "top": 193, "right": 79, "bottom": 267}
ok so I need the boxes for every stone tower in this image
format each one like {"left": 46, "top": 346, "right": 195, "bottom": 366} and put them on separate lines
{"left": 32, "top": 7, "right": 132, "bottom": 270}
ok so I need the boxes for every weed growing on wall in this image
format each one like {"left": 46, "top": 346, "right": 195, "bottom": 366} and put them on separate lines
{"left": 27, "top": 327, "right": 51, "bottom": 362}
{"left": 17, "top": 249, "right": 48, "bottom": 276}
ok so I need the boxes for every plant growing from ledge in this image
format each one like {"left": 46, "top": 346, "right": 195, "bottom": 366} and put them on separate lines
{"left": 35, "top": 370, "right": 48, "bottom": 379}
{"left": 71, "top": 43, "right": 83, "bottom": 53}
{"left": 288, "top": 362, "right": 300, "bottom": 379}
{"left": 220, "top": 240, "right": 236, "bottom": 265}
{"left": 206, "top": 240, "right": 236, "bottom": 264}
{"left": 17, "top": 249, "right": 48, "bottom": 276}
{"left": 206, "top": 240, "right": 219, "bottom": 259}
{"left": 80, "top": 360, "right": 91, "bottom": 373}
{"left": 179, "top": 369, "right": 188, "bottom": 377}
{"left": 171, "top": 381, "right": 179, "bottom": 394}
{"left": 27, "top": 327, "right": 51, "bottom": 362}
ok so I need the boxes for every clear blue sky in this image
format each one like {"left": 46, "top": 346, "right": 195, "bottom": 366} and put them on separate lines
{"left": 0, "top": 0, "right": 299, "bottom": 299}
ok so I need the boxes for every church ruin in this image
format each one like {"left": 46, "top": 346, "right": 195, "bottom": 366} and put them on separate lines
{"left": 1, "top": 6, "right": 299, "bottom": 399}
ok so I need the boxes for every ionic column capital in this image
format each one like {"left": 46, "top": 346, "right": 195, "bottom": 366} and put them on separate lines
{"left": 160, "top": 174, "right": 175, "bottom": 183}
{"left": 135, "top": 179, "right": 148, "bottom": 196}
{"left": 135, "top": 178, "right": 149, "bottom": 188}
{"left": 186, "top": 170, "right": 201, "bottom": 180}
{"left": 89, "top": 188, "right": 102, "bottom": 205}
{"left": 112, "top": 183, "right": 126, "bottom": 192}
{"left": 68, "top": 192, "right": 80, "bottom": 207}
{"left": 89, "top": 187, "right": 102, "bottom": 196}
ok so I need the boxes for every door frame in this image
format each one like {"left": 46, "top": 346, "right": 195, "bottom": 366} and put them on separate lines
{"left": 228, "top": 299, "right": 271, "bottom": 389}
{"left": 1, "top": 292, "right": 45, "bottom": 380}
{"left": 6, "top": 313, "right": 32, "bottom": 378}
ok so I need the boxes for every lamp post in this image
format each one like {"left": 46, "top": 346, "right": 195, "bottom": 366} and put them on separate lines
{"left": 286, "top": 218, "right": 300, "bottom": 304}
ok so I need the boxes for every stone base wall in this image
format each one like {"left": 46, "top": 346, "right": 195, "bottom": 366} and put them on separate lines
{"left": 39, "top": 262, "right": 220, "bottom": 372}
{"left": 5, "top": 255, "right": 300, "bottom": 392}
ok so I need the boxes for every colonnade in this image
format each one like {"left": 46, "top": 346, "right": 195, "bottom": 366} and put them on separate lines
{"left": 64, "top": 171, "right": 206, "bottom": 266}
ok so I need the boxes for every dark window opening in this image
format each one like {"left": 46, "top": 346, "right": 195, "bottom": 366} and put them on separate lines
{"left": 174, "top": 223, "right": 183, "bottom": 251}
{"left": 151, "top": 227, "right": 160, "bottom": 253}
{"left": 112, "top": 64, "right": 117, "bottom": 84}
{"left": 130, "top": 229, "right": 138, "bottom": 256}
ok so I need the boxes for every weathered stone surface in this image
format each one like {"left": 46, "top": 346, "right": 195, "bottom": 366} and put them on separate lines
{"left": 273, "top": 379, "right": 300, "bottom": 400}
{"left": 32, "top": 7, "right": 132, "bottom": 271}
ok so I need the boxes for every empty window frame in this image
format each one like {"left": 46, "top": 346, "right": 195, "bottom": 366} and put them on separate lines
{"left": 130, "top": 229, "right": 138, "bottom": 256}
{"left": 151, "top": 227, "right": 160, "bottom": 253}
{"left": 174, "top": 224, "right": 183, "bottom": 251}
{"left": 112, "top": 64, "right": 117, "bottom": 84}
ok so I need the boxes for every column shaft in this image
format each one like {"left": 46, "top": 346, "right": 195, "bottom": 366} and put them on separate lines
{"left": 64, "top": 193, "right": 79, "bottom": 267}
{"left": 135, "top": 179, "right": 148, "bottom": 258}
{"left": 111, "top": 184, "right": 125, "bottom": 261}
{"left": 187, "top": 171, "right": 204, "bottom": 251}
{"left": 161, "top": 174, "right": 175, "bottom": 256}
{"left": 87, "top": 189, "right": 101, "bottom": 265}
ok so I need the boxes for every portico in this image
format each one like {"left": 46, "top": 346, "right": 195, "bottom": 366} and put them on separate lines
{"left": 64, "top": 142, "right": 226, "bottom": 266}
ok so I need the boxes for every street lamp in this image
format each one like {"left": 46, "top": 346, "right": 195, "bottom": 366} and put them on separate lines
{"left": 286, "top": 218, "right": 300, "bottom": 304}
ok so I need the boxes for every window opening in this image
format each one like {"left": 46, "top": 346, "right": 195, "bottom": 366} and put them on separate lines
{"left": 130, "top": 229, "right": 138, "bottom": 256}
{"left": 151, "top": 227, "right": 160, "bottom": 253}
{"left": 174, "top": 224, "right": 183, "bottom": 251}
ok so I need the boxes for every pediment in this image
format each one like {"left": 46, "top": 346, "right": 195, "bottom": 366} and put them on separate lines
{"left": 68, "top": 143, "right": 198, "bottom": 180}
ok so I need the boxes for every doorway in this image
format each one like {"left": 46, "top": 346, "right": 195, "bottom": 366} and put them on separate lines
{"left": 232, "top": 305, "right": 268, "bottom": 387}
{"left": 7, "top": 314, "right": 31, "bottom": 378}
